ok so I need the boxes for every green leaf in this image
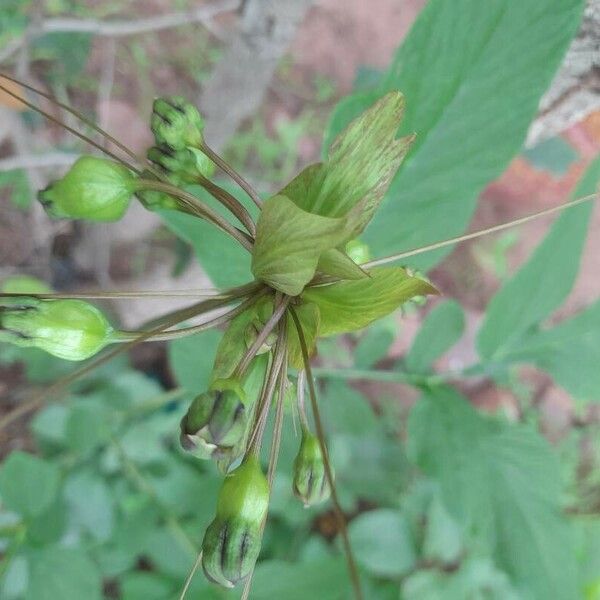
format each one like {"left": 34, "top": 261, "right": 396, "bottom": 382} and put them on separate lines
{"left": 402, "top": 558, "right": 520, "bottom": 600}
{"left": 477, "top": 156, "right": 600, "bottom": 359}
{"left": 354, "top": 318, "right": 395, "bottom": 368}
{"left": 316, "top": 248, "right": 368, "bottom": 281}
{"left": 405, "top": 300, "right": 464, "bottom": 372}
{"left": 281, "top": 92, "right": 413, "bottom": 237}
{"left": 422, "top": 493, "right": 463, "bottom": 564}
{"left": 0, "top": 452, "right": 60, "bottom": 519}
{"left": 25, "top": 548, "right": 101, "bottom": 600}
{"left": 168, "top": 328, "right": 221, "bottom": 392}
{"left": 508, "top": 299, "right": 600, "bottom": 400}
{"left": 302, "top": 266, "right": 437, "bottom": 336}
{"left": 252, "top": 195, "right": 349, "bottom": 295}
{"left": 349, "top": 509, "right": 416, "bottom": 577}
{"left": 65, "top": 401, "right": 113, "bottom": 455}
{"left": 64, "top": 470, "right": 115, "bottom": 542}
{"left": 326, "top": 0, "right": 585, "bottom": 270}
{"left": 251, "top": 558, "right": 347, "bottom": 599}
{"left": 119, "top": 572, "right": 175, "bottom": 600}
{"left": 408, "top": 387, "right": 578, "bottom": 599}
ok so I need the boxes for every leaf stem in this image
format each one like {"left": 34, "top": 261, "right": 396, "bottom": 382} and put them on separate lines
{"left": 136, "top": 179, "right": 253, "bottom": 251}
{"left": 365, "top": 192, "right": 599, "bottom": 268}
{"left": 200, "top": 142, "right": 263, "bottom": 209}
{"left": 289, "top": 306, "right": 363, "bottom": 600}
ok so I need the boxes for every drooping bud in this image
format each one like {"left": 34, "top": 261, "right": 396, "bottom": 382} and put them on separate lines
{"left": 292, "top": 428, "right": 331, "bottom": 507}
{"left": 147, "top": 145, "right": 215, "bottom": 185}
{"left": 38, "top": 156, "right": 136, "bottom": 221}
{"left": 0, "top": 297, "right": 114, "bottom": 360}
{"left": 202, "top": 455, "right": 269, "bottom": 588}
{"left": 180, "top": 381, "right": 247, "bottom": 457}
{"left": 151, "top": 96, "right": 204, "bottom": 150}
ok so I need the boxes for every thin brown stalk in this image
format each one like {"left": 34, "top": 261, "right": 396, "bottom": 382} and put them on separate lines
{"left": 365, "top": 192, "right": 599, "bottom": 269}
{"left": 0, "top": 78, "right": 140, "bottom": 174}
{"left": 289, "top": 306, "right": 363, "bottom": 600}
{"left": 196, "top": 174, "right": 257, "bottom": 237}
{"left": 200, "top": 142, "right": 263, "bottom": 209}
{"left": 136, "top": 179, "right": 253, "bottom": 251}
{"left": 234, "top": 295, "right": 290, "bottom": 379}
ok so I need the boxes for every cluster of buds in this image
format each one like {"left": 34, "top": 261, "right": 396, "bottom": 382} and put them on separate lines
{"left": 1, "top": 87, "right": 438, "bottom": 596}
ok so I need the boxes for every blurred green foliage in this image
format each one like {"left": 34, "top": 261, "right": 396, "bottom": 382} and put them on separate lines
{"left": 2, "top": 0, "right": 600, "bottom": 598}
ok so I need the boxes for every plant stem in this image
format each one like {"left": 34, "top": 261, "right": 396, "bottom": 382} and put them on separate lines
{"left": 200, "top": 141, "right": 263, "bottom": 209}
{"left": 196, "top": 173, "right": 257, "bottom": 236}
{"left": 136, "top": 180, "right": 253, "bottom": 251}
{"left": 289, "top": 307, "right": 363, "bottom": 600}
{"left": 364, "top": 192, "right": 599, "bottom": 268}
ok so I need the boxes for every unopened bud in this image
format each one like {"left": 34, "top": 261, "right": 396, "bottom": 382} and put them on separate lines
{"left": 202, "top": 456, "right": 269, "bottom": 587}
{"left": 180, "top": 384, "right": 246, "bottom": 456}
{"left": 147, "top": 145, "right": 215, "bottom": 184}
{"left": 293, "top": 428, "right": 331, "bottom": 507}
{"left": 38, "top": 156, "right": 136, "bottom": 221}
{"left": 151, "top": 96, "right": 204, "bottom": 149}
{"left": 0, "top": 297, "right": 113, "bottom": 360}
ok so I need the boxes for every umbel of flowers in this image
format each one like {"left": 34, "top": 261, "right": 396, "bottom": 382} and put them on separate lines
{"left": 0, "top": 89, "right": 436, "bottom": 595}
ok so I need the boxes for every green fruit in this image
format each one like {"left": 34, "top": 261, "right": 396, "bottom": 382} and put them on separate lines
{"left": 38, "top": 156, "right": 136, "bottom": 221}
{"left": 201, "top": 456, "right": 269, "bottom": 587}
{"left": 0, "top": 297, "right": 114, "bottom": 360}
{"left": 292, "top": 428, "right": 332, "bottom": 507}
{"left": 151, "top": 96, "right": 204, "bottom": 149}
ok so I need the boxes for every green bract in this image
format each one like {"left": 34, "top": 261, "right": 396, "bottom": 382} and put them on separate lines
{"left": 293, "top": 428, "right": 331, "bottom": 507}
{"left": 151, "top": 96, "right": 204, "bottom": 149}
{"left": 0, "top": 297, "right": 113, "bottom": 360}
{"left": 38, "top": 156, "right": 136, "bottom": 221}
{"left": 251, "top": 92, "right": 413, "bottom": 296}
{"left": 201, "top": 455, "right": 269, "bottom": 588}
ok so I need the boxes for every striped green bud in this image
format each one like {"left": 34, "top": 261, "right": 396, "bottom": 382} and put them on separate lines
{"left": 180, "top": 382, "right": 247, "bottom": 457}
{"left": 151, "top": 96, "right": 204, "bottom": 150}
{"left": 38, "top": 156, "right": 136, "bottom": 221}
{"left": 147, "top": 145, "right": 215, "bottom": 185}
{"left": 202, "top": 456, "right": 269, "bottom": 587}
{"left": 0, "top": 297, "right": 113, "bottom": 360}
{"left": 293, "top": 428, "right": 331, "bottom": 507}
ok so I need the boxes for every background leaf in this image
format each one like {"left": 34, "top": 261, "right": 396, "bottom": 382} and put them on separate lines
{"left": 326, "top": 0, "right": 584, "bottom": 270}
{"left": 405, "top": 300, "right": 464, "bottom": 372}
{"left": 0, "top": 452, "right": 60, "bottom": 519}
{"left": 25, "top": 548, "right": 101, "bottom": 600}
{"left": 408, "top": 387, "right": 578, "bottom": 599}
{"left": 477, "top": 156, "right": 600, "bottom": 359}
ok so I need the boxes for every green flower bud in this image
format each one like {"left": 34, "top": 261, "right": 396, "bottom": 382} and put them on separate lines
{"left": 147, "top": 145, "right": 215, "bottom": 184}
{"left": 345, "top": 239, "right": 371, "bottom": 265}
{"left": 135, "top": 169, "right": 179, "bottom": 212}
{"left": 151, "top": 96, "right": 204, "bottom": 149}
{"left": 38, "top": 156, "right": 136, "bottom": 221}
{"left": 202, "top": 456, "right": 269, "bottom": 588}
{"left": 180, "top": 383, "right": 247, "bottom": 456}
{"left": 293, "top": 428, "right": 331, "bottom": 507}
{"left": 0, "top": 297, "right": 113, "bottom": 360}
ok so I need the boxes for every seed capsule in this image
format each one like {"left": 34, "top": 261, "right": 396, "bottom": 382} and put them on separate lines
{"left": 293, "top": 428, "right": 332, "bottom": 507}
{"left": 38, "top": 156, "right": 136, "bottom": 221}
{"left": 180, "top": 386, "right": 247, "bottom": 456}
{"left": 202, "top": 456, "right": 269, "bottom": 588}
{"left": 0, "top": 297, "right": 113, "bottom": 360}
{"left": 151, "top": 96, "right": 204, "bottom": 150}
